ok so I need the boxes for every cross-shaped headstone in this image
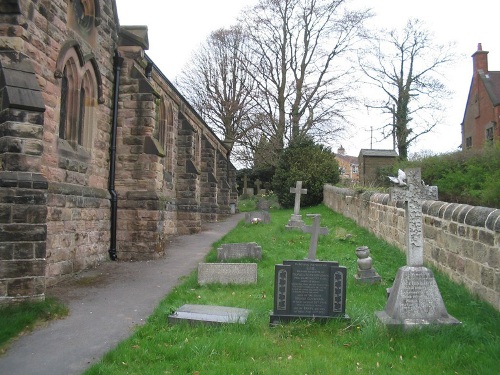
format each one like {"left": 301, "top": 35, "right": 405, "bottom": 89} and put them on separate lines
{"left": 290, "top": 181, "right": 307, "bottom": 216}
{"left": 301, "top": 214, "right": 329, "bottom": 260}
{"left": 255, "top": 179, "right": 262, "bottom": 195}
{"left": 389, "top": 168, "right": 438, "bottom": 267}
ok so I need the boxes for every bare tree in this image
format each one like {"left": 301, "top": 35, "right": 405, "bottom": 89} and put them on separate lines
{"left": 176, "top": 26, "right": 256, "bottom": 154}
{"left": 241, "top": 0, "right": 371, "bottom": 152}
{"left": 359, "top": 19, "right": 457, "bottom": 160}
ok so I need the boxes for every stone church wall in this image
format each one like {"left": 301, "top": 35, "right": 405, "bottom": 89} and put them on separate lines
{"left": 0, "top": 0, "right": 237, "bottom": 303}
{"left": 324, "top": 184, "right": 500, "bottom": 310}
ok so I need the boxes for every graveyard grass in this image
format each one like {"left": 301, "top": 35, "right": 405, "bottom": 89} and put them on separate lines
{"left": 0, "top": 297, "right": 68, "bottom": 353}
{"left": 85, "top": 204, "right": 500, "bottom": 375}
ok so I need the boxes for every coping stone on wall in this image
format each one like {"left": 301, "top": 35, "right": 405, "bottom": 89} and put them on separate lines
{"left": 485, "top": 210, "right": 500, "bottom": 231}
{"left": 464, "top": 206, "right": 496, "bottom": 228}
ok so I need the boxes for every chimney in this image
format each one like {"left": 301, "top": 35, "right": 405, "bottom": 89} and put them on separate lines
{"left": 472, "top": 43, "right": 488, "bottom": 73}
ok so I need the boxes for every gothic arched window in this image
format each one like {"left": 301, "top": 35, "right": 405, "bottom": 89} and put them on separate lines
{"left": 57, "top": 46, "right": 98, "bottom": 150}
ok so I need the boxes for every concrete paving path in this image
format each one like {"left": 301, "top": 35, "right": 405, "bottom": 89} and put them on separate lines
{"left": 0, "top": 213, "right": 244, "bottom": 375}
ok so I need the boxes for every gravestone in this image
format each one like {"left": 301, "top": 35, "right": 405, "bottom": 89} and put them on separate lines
{"left": 375, "top": 168, "right": 460, "bottom": 327}
{"left": 285, "top": 181, "right": 307, "bottom": 229}
{"left": 270, "top": 260, "right": 348, "bottom": 324}
{"left": 354, "top": 246, "right": 381, "bottom": 284}
{"left": 217, "top": 242, "right": 262, "bottom": 261}
{"left": 255, "top": 179, "right": 262, "bottom": 195}
{"left": 257, "top": 198, "right": 270, "bottom": 211}
{"left": 168, "top": 304, "right": 250, "bottom": 325}
{"left": 198, "top": 263, "right": 257, "bottom": 285}
{"left": 245, "top": 210, "right": 271, "bottom": 224}
{"left": 301, "top": 214, "right": 329, "bottom": 261}
{"left": 243, "top": 174, "right": 248, "bottom": 194}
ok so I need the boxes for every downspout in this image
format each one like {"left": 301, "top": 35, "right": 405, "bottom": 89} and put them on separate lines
{"left": 108, "top": 51, "right": 124, "bottom": 261}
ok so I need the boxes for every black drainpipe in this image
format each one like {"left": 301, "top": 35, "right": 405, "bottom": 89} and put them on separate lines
{"left": 108, "top": 51, "right": 123, "bottom": 261}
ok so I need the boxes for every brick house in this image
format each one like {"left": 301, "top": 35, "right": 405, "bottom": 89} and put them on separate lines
{"left": 335, "top": 146, "right": 359, "bottom": 183}
{"left": 462, "top": 43, "right": 500, "bottom": 150}
{"left": 0, "top": 0, "right": 237, "bottom": 303}
{"left": 358, "top": 149, "right": 398, "bottom": 186}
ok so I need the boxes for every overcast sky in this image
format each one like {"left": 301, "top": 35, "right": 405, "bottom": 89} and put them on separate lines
{"left": 115, "top": 0, "right": 500, "bottom": 158}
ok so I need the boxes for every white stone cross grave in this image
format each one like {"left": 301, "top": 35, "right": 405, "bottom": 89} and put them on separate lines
{"left": 389, "top": 168, "right": 437, "bottom": 267}
{"left": 286, "top": 181, "right": 308, "bottom": 229}
{"left": 376, "top": 168, "right": 460, "bottom": 327}
{"left": 301, "top": 214, "right": 329, "bottom": 260}
{"left": 291, "top": 181, "right": 307, "bottom": 216}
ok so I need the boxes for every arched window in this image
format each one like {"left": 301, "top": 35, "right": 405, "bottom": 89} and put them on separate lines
{"left": 57, "top": 46, "right": 98, "bottom": 150}
{"left": 158, "top": 101, "right": 166, "bottom": 152}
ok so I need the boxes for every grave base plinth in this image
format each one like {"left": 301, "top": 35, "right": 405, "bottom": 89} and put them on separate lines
{"left": 375, "top": 266, "right": 461, "bottom": 328}
{"left": 285, "top": 214, "right": 305, "bottom": 229}
{"left": 270, "top": 313, "right": 349, "bottom": 326}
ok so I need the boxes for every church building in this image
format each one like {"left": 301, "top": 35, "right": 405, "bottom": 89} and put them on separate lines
{"left": 0, "top": 0, "right": 237, "bottom": 303}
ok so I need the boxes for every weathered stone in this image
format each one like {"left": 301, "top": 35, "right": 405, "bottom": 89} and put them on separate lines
{"left": 376, "top": 266, "right": 460, "bottom": 327}
{"left": 168, "top": 304, "right": 250, "bottom": 325}
{"left": 245, "top": 211, "right": 270, "bottom": 224}
{"left": 217, "top": 242, "right": 262, "bottom": 261}
{"left": 197, "top": 263, "right": 257, "bottom": 285}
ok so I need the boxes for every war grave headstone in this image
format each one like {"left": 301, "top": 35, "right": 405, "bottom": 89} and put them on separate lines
{"left": 271, "top": 214, "right": 349, "bottom": 324}
{"left": 354, "top": 246, "right": 381, "bottom": 284}
{"left": 375, "top": 168, "right": 460, "bottom": 328}
{"left": 285, "top": 181, "right": 307, "bottom": 229}
{"left": 217, "top": 242, "right": 262, "bottom": 261}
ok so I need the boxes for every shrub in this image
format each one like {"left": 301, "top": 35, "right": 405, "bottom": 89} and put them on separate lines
{"left": 272, "top": 138, "right": 339, "bottom": 208}
{"left": 388, "top": 142, "right": 500, "bottom": 208}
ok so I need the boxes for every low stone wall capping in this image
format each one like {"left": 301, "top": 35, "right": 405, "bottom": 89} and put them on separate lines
{"left": 323, "top": 184, "right": 500, "bottom": 310}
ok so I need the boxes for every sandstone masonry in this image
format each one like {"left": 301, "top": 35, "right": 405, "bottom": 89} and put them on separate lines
{"left": 0, "top": 1, "right": 237, "bottom": 304}
{"left": 324, "top": 185, "right": 500, "bottom": 311}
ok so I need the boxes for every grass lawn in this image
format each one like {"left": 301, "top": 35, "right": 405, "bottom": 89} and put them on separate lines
{"left": 84, "top": 204, "right": 500, "bottom": 375}
{"left": 0, "top": 297, "right": 68, "bottom": 354}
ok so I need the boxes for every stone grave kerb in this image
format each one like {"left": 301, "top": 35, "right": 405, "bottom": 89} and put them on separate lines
{"left": 389, "top": 168, "right": 437, "bottom": 266}
{"left": 301, "top": 214, "right": 329, "bottom": 260}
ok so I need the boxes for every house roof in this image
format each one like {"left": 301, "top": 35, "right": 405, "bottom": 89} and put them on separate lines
{"left": 336, "top": 154, "right": 358, "bottom": 165}
{"left": 479, "top": 70, "right": 500, "bottom": 106}
{"left": 358, "top": 149, "right": 398, "bottom": 158}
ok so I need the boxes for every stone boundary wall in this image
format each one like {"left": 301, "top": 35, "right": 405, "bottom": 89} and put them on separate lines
{"left": 323, "top": 184, "right": 500, "bottom": 310}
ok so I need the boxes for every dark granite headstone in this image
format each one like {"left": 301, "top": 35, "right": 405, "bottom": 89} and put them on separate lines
{"left": 270, "top": 260, "right": 349, "bottom": 324}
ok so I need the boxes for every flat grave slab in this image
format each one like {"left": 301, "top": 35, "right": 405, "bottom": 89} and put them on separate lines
{"left": 198, "top": 263, "right": 257, "bottom": 285}
{"left": 217, "top": 242, "right": 262, "bottom": 261}
{"left": 168, "top": 304, "right": 250, "bottom": 325}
